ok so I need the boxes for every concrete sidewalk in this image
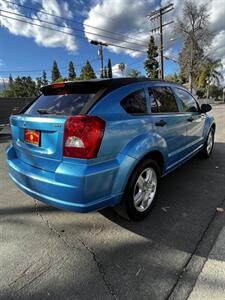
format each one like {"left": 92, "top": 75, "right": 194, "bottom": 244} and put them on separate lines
{"left": 188, "top": 220, "right": 225, "bottom": 300}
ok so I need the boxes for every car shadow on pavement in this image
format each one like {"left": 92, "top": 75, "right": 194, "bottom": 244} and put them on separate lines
{"left": 100, "top": 142, "right": 225, "bottom": 253}
{"left": 0, "top": 204, "right": 59, "bottom": 216}
{"left": 1, "top": 142, "right": 225, "bottom": 257}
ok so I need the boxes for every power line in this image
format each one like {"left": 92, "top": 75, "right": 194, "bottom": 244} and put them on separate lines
{"left": 148, "top": 3, "right": 174, "bottom": 19}
{"left": 126, "top": 59, "right": 145, "bottom": 67}
{"left": 126, "top": 55, "right": 178, "bottom": 70}
{"left": 164, "top": 55, "right": 179, "bottom": 64}
{"left": 0, "top": 9, "right": 147, "bottom": 48}
{"left": 2, "top": 0, "right": 146, "bottom": 45}
{"left": 0, "top": 14, "right": 147, "bottom": 54}
{"left": 147, "top": 3, "right": 174, "bottom": 79}
{"left": 150, "top": 20, "right": 174, "bottom": 34}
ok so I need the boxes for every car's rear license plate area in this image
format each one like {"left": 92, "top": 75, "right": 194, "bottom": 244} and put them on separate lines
{"left": 24, "top": 129, "right": 40, "bottom": 146}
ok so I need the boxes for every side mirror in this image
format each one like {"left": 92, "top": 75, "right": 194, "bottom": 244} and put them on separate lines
{"left": 201, "top": 104, "right": 212, "bottom": 113}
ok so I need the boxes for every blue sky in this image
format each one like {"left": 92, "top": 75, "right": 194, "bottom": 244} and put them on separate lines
{"left": 0, "top": 0, "right": 223, "bottom": 82}
{"left": 0, "top": 25, "right": 179, "bottom": 79}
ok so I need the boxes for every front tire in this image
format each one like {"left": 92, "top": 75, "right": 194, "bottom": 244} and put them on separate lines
{"left": 114, "top": 159, "right": 161, "bottom": 221}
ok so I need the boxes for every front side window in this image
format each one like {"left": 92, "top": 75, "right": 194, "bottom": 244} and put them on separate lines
{"left": 121, "top": 89, "right": 147, "bottom": 114}
{"left": 149, "top": 87, "right": 178, "bottom": 113}
{"left": 174, "top": 88, "right": 198, "bottom": 112}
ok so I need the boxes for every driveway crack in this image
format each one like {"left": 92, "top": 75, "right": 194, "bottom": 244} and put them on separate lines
{"left": 77, "top": 236, "right": 118, "bottom": 300}
{"left": 34, "top": 200, "right": 117, "bottom": 300}
{"left": 8, "top": 264, "right": 34, "bottom": 287}
{"left": 34, "top": 200, "right": 75, "bottom": 249}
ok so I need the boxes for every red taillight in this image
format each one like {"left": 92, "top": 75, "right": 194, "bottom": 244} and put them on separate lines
{"left": 63, "top": 115, "right": 105, "bottom": 159}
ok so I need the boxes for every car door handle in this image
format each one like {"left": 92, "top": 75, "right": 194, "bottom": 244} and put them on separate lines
{"left": 187, "top": 117, "right": 194, "bottom": 122}
{"left": 155, "top": 120, "right": 167, "bottom": 127}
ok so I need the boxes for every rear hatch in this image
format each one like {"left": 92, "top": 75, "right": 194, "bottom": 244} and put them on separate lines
{"left": 10, "top": 82, "right": 106, "bottom": 172}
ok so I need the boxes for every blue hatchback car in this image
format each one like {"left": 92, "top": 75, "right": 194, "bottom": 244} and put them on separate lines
{"left": 6, "top": 78, "right": 215, "bottom": 220}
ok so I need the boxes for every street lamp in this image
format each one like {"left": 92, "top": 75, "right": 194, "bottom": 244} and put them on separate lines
{"left": 90, "top": 40, "right": 108, "bottom": 78}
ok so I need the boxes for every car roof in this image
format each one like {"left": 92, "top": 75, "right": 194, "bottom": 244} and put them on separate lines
{"left": 41, "top": 78, "right": 184, "bottom": 94}
{"left": 39, "top": 78, "right": 186, "bottom": 114}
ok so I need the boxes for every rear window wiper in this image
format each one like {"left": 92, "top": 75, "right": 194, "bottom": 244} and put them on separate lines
{"left": 37, "top": 108, "right": 62, "bottom": 115}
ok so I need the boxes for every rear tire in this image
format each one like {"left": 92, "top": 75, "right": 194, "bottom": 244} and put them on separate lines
{"left": 114, "top": 159, "right": 161, "bottom": 221}
{"left": 200, "top": 127, "right": 215, "bottom": 158}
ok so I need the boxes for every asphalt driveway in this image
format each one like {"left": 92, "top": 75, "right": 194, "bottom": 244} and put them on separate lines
{"left": 1, "top": 104, "right": 225, "bottom": 300}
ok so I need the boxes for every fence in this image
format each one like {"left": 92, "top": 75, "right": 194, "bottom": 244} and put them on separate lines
{"left": 0, "top": 97, "right": 34, "bottom": 125}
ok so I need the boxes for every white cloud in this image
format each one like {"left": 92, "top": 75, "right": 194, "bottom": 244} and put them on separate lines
{"left": 83, "top": 0, "right": 155, "bottom": 57}
{"left": 0, "top": 59, "right": 4, "bottom": 67}
{"left": 0, "top": 0, "right": 77, "bottom": 52}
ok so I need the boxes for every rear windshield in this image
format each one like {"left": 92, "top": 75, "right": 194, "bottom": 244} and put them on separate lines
{"left": 25, "top": 93, "right": 96, "bottom": 116}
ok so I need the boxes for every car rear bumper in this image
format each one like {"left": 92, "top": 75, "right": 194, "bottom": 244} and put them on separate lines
{"left": 6, "top": 145, "right": 125, "bottom": 212}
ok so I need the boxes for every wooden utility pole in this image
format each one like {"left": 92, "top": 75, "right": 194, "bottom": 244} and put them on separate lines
{"left": 159, "top": 11, "right": 164, "bottom": 79}
{"left": 148, "top": 3, "right": 174, "bottom": 79}
{"left": 98, "top": 45, "right": 104, "bottom": 78}
{"left": 189, "top": 38, "right": 195, "bottom": 93}
{"left": 90, "top": 40, "right": 108, "bottom": 78}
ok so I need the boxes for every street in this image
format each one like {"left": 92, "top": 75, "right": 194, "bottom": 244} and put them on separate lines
{"left": 1, "top": 104, "right": 225, "bottom": 300}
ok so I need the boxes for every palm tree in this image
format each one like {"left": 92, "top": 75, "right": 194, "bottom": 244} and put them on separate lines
{"left": 196, "top": 58, "right": 223, "bottom": 98}
{"left": 128, "top": 68, "right": 141, "bottom": 78}
{"left": 118, "top": 62, "right": 125, "bottom": 77}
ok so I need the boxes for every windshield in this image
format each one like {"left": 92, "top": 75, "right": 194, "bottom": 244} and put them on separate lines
{"left": 25, "top": 93, "right": 96, "bottom": 116}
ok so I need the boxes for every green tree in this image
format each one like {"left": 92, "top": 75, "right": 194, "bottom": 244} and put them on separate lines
{"left": 196, "top": 58, "right": 223, "bottom": 98}
{"left": 68, "top": 61, "right": 76, "bottom": 80}
{"left": 51, "top": 61, "right": 61, "bottom": 82}
{"left": 165, "top": 73, "right": 180, "bottom": 83}
{"left": 2, "top": 89, "right": 15, "bottom": 97}
{"left": 24, "top": 76, "right": 37, "bottom": 97}
{"left": 209, "top": 85, "right": 223, "bottom": 100}
{"left": 3, "top": 74, "right": 15, "bottom": 96}
{"left": 128, "top": 69, "right": 141, "bottom": 78}
{"left": 36, "top": 76, "right": 43, "bottom": 91}
{"left": 42, "top": 71, "right": 48, "bottom": 86}
{"left": 79, "top": 60, "right": 96, "bottom": 80}
{"left": 103, "top": 66, "right": 108, "bottom": 78}
{"left": 3, "top": 76, "right": 38, "bottom": 97}
{"left": 118, "top": 62, "right": 125, "bottom": 77}
{"left": 179, "top": 39, "right": 204, "bottom": 85}
{"left": 36, "top": 71, "right": 48, "bottom": 92}
{"left": 9, "top": 74, "right": 13, "bottom": 89}
{"left": 144, "top": 36, "right": 159, "bottom": 78}
{"left": 107, "top": 58, "right": 113, "bottom": 78}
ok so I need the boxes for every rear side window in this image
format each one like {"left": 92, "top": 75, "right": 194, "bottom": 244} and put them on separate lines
{"left": 25, "top": 93, "right": 96, "bottom": 116}
{"left": 121, "top": 89, "right": 147, "bottom": 114}
{"left": 174, "top": 88, "right": 199, "bottom": 112}
{"left": 149, "top": 87, "right": 178, "bottom": 113}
